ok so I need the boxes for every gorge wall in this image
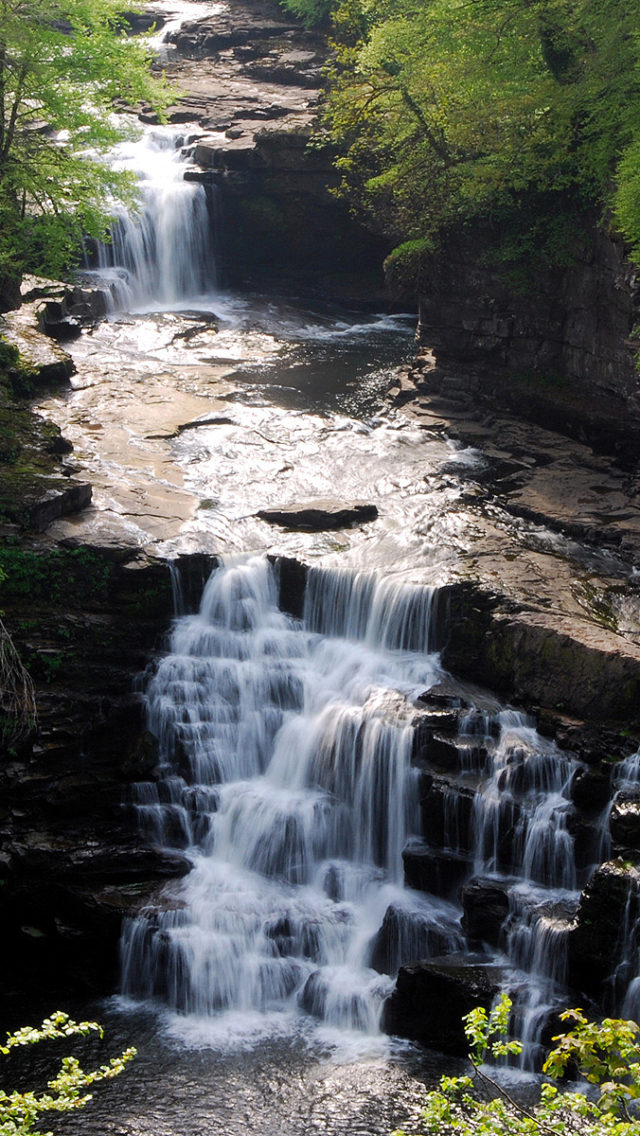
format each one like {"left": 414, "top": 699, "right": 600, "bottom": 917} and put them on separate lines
{"left": 415, "top": 222, "right": 640, "bottom": 457}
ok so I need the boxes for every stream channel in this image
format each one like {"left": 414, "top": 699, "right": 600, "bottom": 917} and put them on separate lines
{"left": 27, "top": 5, "right": 639, "bottom": 1133}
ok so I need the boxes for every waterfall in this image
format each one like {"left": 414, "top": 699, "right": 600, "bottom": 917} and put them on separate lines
{"left": 120, "top": 556, "right": 591, "bottom": 1052}
{"left": 121, "top": 556, "right": 454, "bottom": 1034}
{"left": 88, "top": 127, "right": 215, "bottom": 311}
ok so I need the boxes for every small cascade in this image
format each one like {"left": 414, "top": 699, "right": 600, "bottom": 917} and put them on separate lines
{"left": 417, "top": 706, "right": 581, "bottom": 1067}
{"left": 121, "top": 556, "right": 453, "bottom": 1033}
{"left": 304, "top": 567, "right": 437, "bottom": 654}
{"left": 88, "top": 128, "right": 215, "bottom": 311}
{"left": 601, "top": 748, "right": 640, "bottom": 1015}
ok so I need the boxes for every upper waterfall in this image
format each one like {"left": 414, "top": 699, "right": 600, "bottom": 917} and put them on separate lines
{"left": 89, "top": 127, "right": 216, "bottom": 312}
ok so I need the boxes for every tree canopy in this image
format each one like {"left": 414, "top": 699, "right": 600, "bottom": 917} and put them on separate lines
{"left": 0, "top": 0, "right": 167, "bottom": 286}
{"left": 283, "top": 0, "right": 640, "bottom": 279}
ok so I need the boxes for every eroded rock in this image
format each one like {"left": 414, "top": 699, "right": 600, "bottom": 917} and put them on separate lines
{"left": 257, "top": 499, "right": 378, "bottom": 530}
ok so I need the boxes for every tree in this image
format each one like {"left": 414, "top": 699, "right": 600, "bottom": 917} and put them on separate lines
{"left": 320, "top": 0, "right": 640, "bottom": 279}
{"left": 0, "top": 1010, "right": 135, "bottom": 1136}
{"left": 395, "top": 994, "right": 640, "bottom": 1136}
{"left": 0, "top": 0, "right": 168, "bottom": 287}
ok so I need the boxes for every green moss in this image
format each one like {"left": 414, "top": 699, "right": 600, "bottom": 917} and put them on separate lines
{"left": 0, "top": 545, "right": 114, "bottom": 607}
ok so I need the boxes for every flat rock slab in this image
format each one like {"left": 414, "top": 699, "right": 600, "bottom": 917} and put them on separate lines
{"left": 257, "top": 499, "right": 378, "bottom": 531}
{"left": 1, "top": 303, "right": 75, "bottom": 384}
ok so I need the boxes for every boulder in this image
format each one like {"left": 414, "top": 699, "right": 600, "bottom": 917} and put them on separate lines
{"left": 461, "top": 876, "right": 511, "bottom": 947}
{"left": 257, "top": 499, "right": 378, "bottom": 531}
{"left": 382, "top": 954, "right": 504, "bottom": 1053}
{"left": 571, "top": 767, "right": 612, "bottom": 810}
{"left": 368, "top": 901, "right": 462, "bottom": 975}
{"left": 402, "top": 839, "right": 472, "bottom": 898}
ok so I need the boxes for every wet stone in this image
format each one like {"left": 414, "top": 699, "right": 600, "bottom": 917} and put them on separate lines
{"left": 419, "top": 777, "right": 475, "bottom": 854}
{"left": 382, "top": 954, "right": 504, "bottom": 1054}
{"left": 568, "top": 861, "right": 640, "bottom": 994}
{"left": 257, "top": 499, "right": 378, "bottom": 531}
{"left": 610, "top": 792, "right": 640, "bottom": 849}
{"left": 460, "top": 876, "right": 511, "bottom": 948}
{"left": 571, "top": 766, "right": 612, "bottom": 811}
{"left": 368, "top": 902, "right": 460, "bottom": 975}
{"left": 402, "top": 840, "right": 472, "bottom": 899}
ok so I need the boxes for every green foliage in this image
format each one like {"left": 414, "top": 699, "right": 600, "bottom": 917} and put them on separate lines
{"left": 279, "top": 0, "right": 331, "bottom": 27}
{"left": 383, "top": 237, "right": 435, "bottom": 293}
{"left": 394, "top": 995, "right": 640, "bottom": 1136}
{"left": 0, "top": 1010, "right": 135, "bottom": 1136}
{"left": 0, "top": 545, "right": 113, "bottom": 607}
{"left": 321, "top": 0, "right": 640, "bottom": 277}
{"left": 0, "top": 0, "right": 169, "bottom": 279}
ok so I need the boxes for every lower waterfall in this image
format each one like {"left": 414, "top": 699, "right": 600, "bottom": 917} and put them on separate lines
{"left": 120, "top": 555, "right": 588, "bottom": 1055}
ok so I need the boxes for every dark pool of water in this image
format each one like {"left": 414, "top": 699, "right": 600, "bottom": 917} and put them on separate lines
{"left": 9, "top": 1001, "right": 461, "bottom": 1136}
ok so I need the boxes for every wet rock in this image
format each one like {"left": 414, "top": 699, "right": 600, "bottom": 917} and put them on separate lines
{"left": 11, "top": 840, "right": 191, "bottom": 882}
{"left": 460, "top": 876, "right": 511, "bottom": 948}
{"left": 402, "top": 839, "right": 472, "bottom": 899}
{"left": 382, "top": 954, "right": 503, "bottom": 1053}
{"left": 569, "top": 813, "right": 609, "bottom": 872}
{"left": 610, "top": 792, "right": 640, "bottom": 849}
{"left": 442, "top": 594, "right": 640, "bottom": 729}
{"left": 425, "top": 733, "right": 487, "bottom": 774}
{"left": 22, "top": 481, "right": 92, "bottom": 531}
{"left": 0, "top": 303, "right": 75, "bottom": 385}
{"left": 257, "top": 499, "right": 378, "bottom": 531}
{"left": 420, "top": 775, "right": 475, "bottom": 854}
{"left": 119, "top": 730, "right": 160, "bottom": 780}
{"left": 568, "top": 861, "right": 640, "bottom": 994}
{"left": 368, "top": 902, "right": 461, "bottom": 975}
{"left": 571, "top": 767, "right": 612, "bottom": 810}
{"left": 271, "top": 554, "right": 308, "bottom": 618}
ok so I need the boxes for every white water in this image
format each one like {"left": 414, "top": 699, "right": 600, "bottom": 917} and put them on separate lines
{"left": 90, "top": 127, "right": 215, "bottom": 311}
{"left": 121, "top": 556, "right": 461, "bottom": 1037}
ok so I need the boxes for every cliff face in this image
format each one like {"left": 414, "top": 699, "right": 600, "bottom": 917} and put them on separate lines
{"left": 416, "top": 223, "right": 640, "bottom": 454}
{"left": 158, "top": 0, "right": 389, "bottom": 300}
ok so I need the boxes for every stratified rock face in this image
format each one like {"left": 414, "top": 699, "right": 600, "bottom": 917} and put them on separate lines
{"left": 382, "top": 956, "right": 502, "bottom": 1054}
{"left": 0, "top": 303, "right": 75, "bottom": 384}
{"left": 434, "top": 583, "right": 640, "bottom": 730}
{"left": 257, "top": 499, "right": 378, "bottom": 530}
{"left": 416, "top": 223, "right": 640, "bottom": 448}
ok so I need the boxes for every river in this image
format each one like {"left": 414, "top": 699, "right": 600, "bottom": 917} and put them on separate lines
{"left": 23, "top": 5, "right": 640, "bottom": 1133}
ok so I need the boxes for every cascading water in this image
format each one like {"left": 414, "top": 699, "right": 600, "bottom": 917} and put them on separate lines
{"left": 120, "top": 555, "right": 590, "bottom": 1059}
{"left": 90, "top": 127, "right": 215, "bottom": 311}
{"left": 121, "top": 555, "right": 460, "bottom": 1036}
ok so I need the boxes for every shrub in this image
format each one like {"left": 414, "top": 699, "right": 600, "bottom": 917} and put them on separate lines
{"left": 0, "top": 1011, "right": 136, "bottom": 1136}
{"left": 394, "top": 994, "right": 640, "bottom": 1136}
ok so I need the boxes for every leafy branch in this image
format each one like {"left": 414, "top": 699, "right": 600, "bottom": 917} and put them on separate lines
{"left": 0, "top": 1011, "right": 136, "bottom": 1136}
